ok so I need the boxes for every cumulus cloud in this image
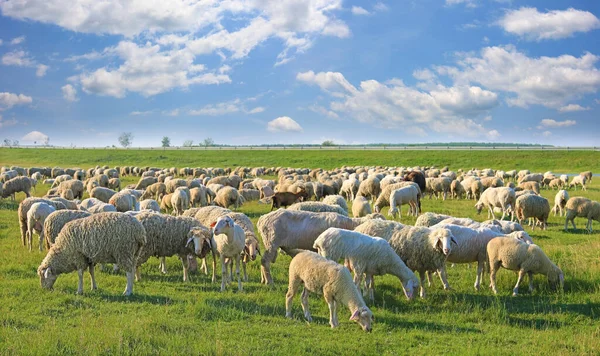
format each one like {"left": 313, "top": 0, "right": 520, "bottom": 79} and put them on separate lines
{"left": 2, "top": 50, "right": 34, "bottom": 66}
{"left": 351, "top": 6, "right": 370, "bottom": 16}
{"left": 10, "top": 36, "right": 25, "bottom": 45}
{"left": 538, "top": 119, "right": 576, "bottom": 128}
{"left": 61, "top": 84, "right": 78, "bottom": 102}
{"left": 22, "top": 130, "right": 48, "bottom": 143}
{"left": 445, "top": 0, "right": 477, "bottom": 8}
{"left": 248, "top": 107, "right": 265, "bottom": 114}
{"left": 130, "top": 110, "right": 154, "bottom": 116}
{"left": 36, "top": 64, "right": 49, "bottom": 77}
{"left": 0, "top": 92, "right": 33, "bottom": 109}
{"left": 498, "top": 7, "right": 600, "bottom": 41}
{"left": 558, "top": 104, "right": 590, "bottom": 112}
{"left": 267, "top": 116, "right": 303, "bottom": 132}
{"left": 374, "top": 2, "right": 389, "bottom": 12}
{"left": 307, "top": 104, "right": 340, "bottom": 120}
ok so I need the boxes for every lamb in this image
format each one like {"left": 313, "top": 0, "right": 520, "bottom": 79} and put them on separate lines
{"left": 352, "top": 196, "right": 372, "bottom": 218}
{"left": 356, "top": 176, "right": 381, "bottom": 202}
{"left": 43, "top": 210, "right": 91, "bottom": 249}
{"left": 26, "top": 202, "right": 57, "bottom": 252}
{"left": 18, "top": 198, "right": 66, "bottom": 247}
{"left": 285, "top": 251, "right": 373, "bottom": 332}
{"left": 90, "top": 187, "right": 117, "bottom": 203}
{"left": 288, "top": 201, "right": 348, "bottom": 216}
{"left": 109, "top": 191, "right": 139, "bottom": 212}
{"left": 257, "top": 209, "right": 378, "bottom": 285}
{"left": 214, "top": 186, "right": 244, "bottom": 210}
{"left": 388, "top": 186, "right": 419, "bottom": 219}
{"left": 414, "top": 212, "right": 452, "bottom": 227}
{"left": 569, "top": 175, "right": 587, "bottom": 191}
{"left": 313, "top": 228, "right": 419, "bottom": 301}
{"left": 515, "top": 194, "right": 550, "bottom": 230}
{"left": 135, "top": 212, "right": 216, "bottom": 282}
{"left": 564, "top": 197, "right": 600, "bottom": 232}
{"left": 323, "top": 195, "right": 349, "bottom": 213}
{"left": 518, "top": 181, "right": 541, "bottom": 195}
{"left": 139, "top": 199, "right": 160, "bottom": 212}
{"left": 170, "top": 188, "right": 190, "bottom": 216}
{"left": 388, "top": 226, "right": 456, "bottom": 297}
{"left": 270, "top": 189, "right": 308, "bottom": 210}
{"left": 487, "top": 237, "right": 563, "bottom": 296}
{"left": 552, "top": 190, "right": 570, "bottom": 217}
{"left": 211, "top": 216, "right": 246, "bottom": 292}
{"left": 37, "top": 212, "right": 146, "bottom": 296}
{"left": 474, "top": 187, "right": 516, "bottom": 221}
{"left": 1, "top": 176, "right": 32, "bottom": 200}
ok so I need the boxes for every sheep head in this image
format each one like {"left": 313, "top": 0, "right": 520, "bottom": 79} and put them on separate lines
{"left": 350, "top": 306, "right": 373, "bottom": 332}
{"left": 212, "top": 216, "right": 234, "bottom": 235}
{"left": 187, "top": 227, "right": 213, "bottom": 258}
{"left": 38, "top": 266, "right": 58, "bottom": 290}
{"left": 474, "top": 202, "right": 484, "bottom": 214}
{"left": 431, "top": 228, "right": 456, "bottom": 256}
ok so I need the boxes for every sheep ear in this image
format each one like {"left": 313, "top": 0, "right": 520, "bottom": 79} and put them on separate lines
{"left": 227, "top": 219, "right": 234, "bottom": 228}
{"left": 44, "top": 268, "right": 52, "bottom": 279}
{"left": 350, "top": 309, "right": 360, "bottom": 321}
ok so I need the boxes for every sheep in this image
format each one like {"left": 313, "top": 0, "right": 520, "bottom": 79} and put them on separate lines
{"left": 26, "top": 202, "right": 57, "bottom": 252}
{"left": 90, "top": 187, "right": 117, "bottom": 203}
{"left": 313, "top": 228, "right": 419, "bottom": 302}
{"left": 134, "top": 176, "right": 157, "bottom": 190}
{"left": 142, "top": 182, "right": 167, "bottom": 201}
{"left": 373, "top": 182, "right": 421, "bottom": 213}
{"left": 564, "top": 197, "right": 600, "bottom": 232}
{"left": 481, "top": 177, "right": 504, "bottom": 189}
{"left": 211, "top": 216, "right": 246, "bottom": 292}
{"left": 515, "top": 194, "right": 550, "bottom": 230}
{"left": 519, "top": 173, "right": 543, "bottom": 184}
{"left": 214, "top": 186, "right": 244, "bottom": 210}
{"left": 270, "top": 189, "right": 308, "bottom": 210}
{"left": 425, "top": 177, "right": 451, "bottom": 200}
{"left": 450, "top": 179, "right": 466, "bottom": 199}
{"left": 354, "top": 219, "right": 405, "bottom": 241}
{"left": 108, "top": 178, "right": 121, "bottom": 191}
{"left": 171, "top": 188, "right": 190, "bottom": 216}
{"left": 580, "top": 171, "right": 593, "bottom": 183}
{"left": 166, "top": 178, "right": 189, "bottom": 193}
{"left": 18, "top": 198, "right": 66, "bottom": 247}
{"left": 1, "top": 176, "right": 32, "bottom": 200}
{"left": 340, "top": 178, "right": 359, "bottom": 201}
{"left": 257, "top": 209, "right": 378, "bottom": 285}
{"left": 548, "top": 178, "right": 564, "bottom": 190}
{"left": 135, "top": 212, "right": 216, "bottom": 282}
{"left": 285, "top": 251, "right": 373, "bottom": 332}
{"left": 43, "top": 210, "right": 91, "bottom": 249}
{"left": 109, "top": 191, "right": 139, "bottom": 213}
{"left": 87, "top": 202, "right": 118, "bottom": 213}
{"left": 189, "top": 186, "right": 209, "bottom": 207}
{"left": 552, "top": 190, "right": 570, "bottom": 217}
{"left": 288, "top": 202, "right": 348, "bottom": 216}
{"left": 518, "top": 181, "right": 541, "bottom": 195}
{"left": 474, "top": 187, "right": 516, "bottom": 221}
{"left": 388, "top": 226, "right": 456, "bottom": 297}
{"left": 79, "top": 198, "right": 103, "bottom": 210}
{"left": 414, "top": 212, "right": 452, "bottom": 227}
{"left": 239, "top": 188, "right": 260, "bottom": 202}
{"left": 388, "top": 186, "right": 419, "bottom": 219}
{"left": 352, "top": 196, "right": 372, "bottom": 218}
{"left": 323, "top": 195, "right": 348, "bottom": 213}
{"left": 160, "top": 193, "right": 174, "bottom": 212}
{"left": 404, "top": 171, "right": 426, "bottom": 193}
{"left": 37, "top": 212, "right": 146, "bottom": 296}
{"left": 487, "top": 237, "right": 563, "bottom": 296}
{"left": 481, "top": 219, "right": 525, "bottom": 234}
{"left": 51, "top": 174, "right": 72, "bottom": 188}
{"left": 569, "top": 175, "right": 587, "bottom": 191}
{"left": 356, "top": 176, "right": 381, "bottom": 202}
{"left": 468, "top": 179, "right": 484, "bottom": 200}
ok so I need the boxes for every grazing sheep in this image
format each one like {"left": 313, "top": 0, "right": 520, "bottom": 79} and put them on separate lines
{"left": 352, "top": 196, "right": 372, "bottom": 218}
{"left": 166, "top": 178, "right": 189, "bottom": 193}
{"left": 388, "top": 226, "right": 456, "bottom": 297}
{"left": 388, "top": 186, "right": 419, "bottom": 219}
{"left": 354, "top": 219, "right": 405, "bottom": 242}
{"left": 569, "top": 175, "right": 587, "bottom": 191}
{"left": 18, "top": 198, "right": 66, "bottom": 247}
{"left": 108, "top": 178, "right": 121, "bottom": 191}
{"left": 51, "top": 174, "right": 72, "bottom": 188}
{"left": 135, "top": 212, "right": 216, "bottom": 282}
{"left": 26, "top": 202, "right": 57, "bottom": 252}
{"left": 474, "top": 187, "right": 516, "bottom": 221}
{"left": 270, "top": 189, "right": 308, "bottom": 210}
{"left": 87, "top": 202, "right": 118, "bottom": 213}
{"left": 487, "top": 237, "right": 563, "bottom": 296}
{"left": 450, "top": 180, "right": 466, "bottom": 199}
{"left": 138, "top": 199, "right": 160, "bottom": 212}
{"left": 257, "top": 210, "right": 377, "bottom": 285}
{"left": 519, "top": 173, "right": 543, "bottom": 184}
{"left": 90, "top": 187, "right": 117, "bottom": 203}
{"left": 356, "top": 176, "right": 381, "bottom": 203}
{"left": 288, "top": 201, "right": 348, "bottom": 216}
{"left": 425, "top": 177, "right": 451, "bottom": 200}
{"left": 214, "top": 186, "right": 244, "bottom": 210}
{"left": 323, "top": 195, "right": 349, "bottom": 213}
{"left": 481, "top": 177, "right": 504, "bottom": 189}
{"left": 414, "top": 212, "right": 452, "bottom": 227}
{"left": 189, "top": 186, "right": 209, "bottom": 207}
{"left": 373, "top": 182, "right": 421, "bottom": 213}
{"left": 564, "top": 197, "right": 600, "bottom": 232}
{"left": 109, "top": 191, "right": 139, "bottom": 213}
{"left": 552, "top": 190, "right": 570, "bottom": 217}
{"left": 160, "top": 193, "right": 174, "bottom": 212}
{"left": 340, "top": 178, "right": 359, "bottom": 201}
{"left": 285, "top": 251, "right": 373, "bottom": 332}
{"left": 481, "top": 219, "right": 525, "bottom": 234}
{"left": 37, "top": 212, "right": 146, "bottom": 296}
{"left": 79, "top": 198, "right": 103, "bottom": 210}
{"left": 134, "top": 176, "right": 158, "bottom": 190}
{"left": 313, "top": 228, "right": 418, "bottom": 301}
{"left": 404, "top": 171, "right": 426, "bottom": 193}
{"left": 548, "top": 178, "right": 564, "bottom": 190}
{"left": 170, "top": 189, "right": 190, "bottom": 216}
{"left": 580, "top": 171, "right": 593, "bottom": 183}
{"left": 515, "top": 194, "right": 550, "bottom": 230}
{"left": 43, "top": 210, "right": 91, "bottom": 250}
{"left": 239, "top": 188, "right": 260, "bottom": 202}
{"left": 1, "top": 176, "right": 32, "bottom": 200}
{"left": 211, "top": 216, "right": 246, "bottom": 292}
{"left": 518, "top": 181, "right": 541, "bottom": 195}
{"left": 469, "top": 179, "right": 484, "bottom": 200}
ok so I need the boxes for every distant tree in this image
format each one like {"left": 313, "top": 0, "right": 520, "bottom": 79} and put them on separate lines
{"left": 161, "top": 136, "right": 171, "bottom": 147}
{"left": 202, "top": 137, "right": 215, "bottom": 147}
{"left": 183, "top": 140, "right": 194, "bottom": 147}
{"left": 3, "top": 138, "right": 10, "bottom": 146}
{"left": 12, "top": 140, "right": 19, "bottom": 147}
{"left": 43, "top": 136, "right": 50, "bottom": 146}
{"left": 118, "top": 132, "right": 133, "bottom": 148}
{"left": 322, "top": 140, "right": 335, "bottom": 146}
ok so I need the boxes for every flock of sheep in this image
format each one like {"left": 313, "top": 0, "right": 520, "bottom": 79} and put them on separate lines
{"left": 1, "top": 164, "right": 597, "bottom": 332}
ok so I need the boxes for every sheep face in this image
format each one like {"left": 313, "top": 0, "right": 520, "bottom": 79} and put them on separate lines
{"left": 402, "top": 279, "right": 416, "bottom": 300}
{"left": 212, "top": 216, "right": 234, "bottom": 235}
{"left": 245, "top": 239, "right": 259, "bottom": 261}
{"left": 431, "top": 228, "right": 456, "bottom": 256}
{"left": 475, "top": 202, "right": 484, "bottom": 214}
{"left": 548, "top": 269, "right": 564, "bottom": 291}
{"left": 350, "top": 306, "right": 373, "bottom": 332}
{"left": 187, "top": 228, "right": 213, "bottom": 258}
{"left": 38, "top": 267, "right": 58, "bottom": 290}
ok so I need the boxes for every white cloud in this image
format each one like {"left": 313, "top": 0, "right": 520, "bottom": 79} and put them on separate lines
{"left": 308, "top": 104, "right": 340, "bottom": 120}
{"left": 558, "top": 104, "right": 590, "bottom": 113}
{"left": 22, "top": 130, "right": 48, "bottom": 143}
{"left": 248, "top": 107, "right": 265, "bottom": 114}
{"left": 2, "top": 50, "right": 34, "bottom": 66}
{"left": 542, "top": 131, "right": 552, "bottom": 137}
{"left": 487, "top": 130, "right": 500, "bottom": 140}
{"left": 351, "top": 6, "right": 370, "bottom": 16}
{"left": 0, "top": 39, "right": 3, "bottom": 45}
{"left": 435, "top": 45, "right": 600, "bottom": 108}
{"left": 445, "top": 0, "right": 477, "bottom": 8}
{"left": 130, "top": 110, "right": 154, "bottom": 116}
{"left": 483, "top": 115, "right": 492, "bottom": 121}
{"left": 0, "top": 92, "right": 33, "bottom": 109}
{"left": 36, "top": 64, "right": 49, "bottom": 77}
{"left": 10, "top": 36, "right": 25, "bottom": 45}
{"left": 162, "top": 109, "right": 179, "bottom": 117}
{"left": 538, "top": 119, "right": 576, "bottom": 128}
{"left": 498, "top": 7, "right": 600, "bottom": 41}
{"left": 61, "top": 84, "right": 78, "bottom": 102}
{"left": 267, "top": 116, "right": 303, "bottom": 132}
{"left": 0, "top": 115, "right": 18, "bottom": 128}
{"left": 374, "top": 2, "right": 389, "bottom": 12}
{"left": 189, "top": 101, "right": 241, "bottom": 116}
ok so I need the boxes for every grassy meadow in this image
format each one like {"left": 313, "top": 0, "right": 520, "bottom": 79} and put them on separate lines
{"left": 0, "top": 148, "right": 599, "bottom": 354}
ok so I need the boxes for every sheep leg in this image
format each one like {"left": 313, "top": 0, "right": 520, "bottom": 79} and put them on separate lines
{"left": 437, "top": 267, "right": 451, "bottom": 290}
{"left": 242, "top": 261, "right": 248, "bottom": 282}
{"left": 285, "top": 276, "right": 300, "bottom": 319}
{"left": 426, "top": 271, "right": 433, "bottom": 287}
{"left": 180, "top": 255, "right": 189, "bottom": 282}
{"left": 367, "top": 274, "right": 375, "bottom": 302}
{"left": 528, "top": 271, "right": 534, "bottom": 292}
{"left": 324, "top": 293, "right": 338, "bottom": 328}
{"left": 261, "top": 248, "right": 276, "bottom": 285}
{"left": 220, "top": 257, "right": 227, "bottom": 292}
{"left": 89, "top": 264, "right": 98, "bottom": 290}
{"left": 77, "top": 268, "right": 85, "bottom": 295}
{"left": 123, "top": 270, "right": 134, "bottom": 296}
{"left": 300, "top": 287, "right": 312, "bottom": 322}
{"left": 418, "top": 271, "right": 427, "bottom": 298}
{"left": 512, "top": 270, "right": 526, "bottom": 296}
{"left": 159, "top": 257, "right": 167, "bottom": 274}
{"left": 200, "top": 258, "right": 208, "bottom": 275}
{"left": 38, "top": 229, "right": 45, "bottom": 252}
{"left": 474, "top": 261, "right": 484, "bottom": 291}
{"left": 489, "top": 261, "right": 500, "bottom": 294}
{"left": 236, "top": 255, "right": 242, "bottom": 292}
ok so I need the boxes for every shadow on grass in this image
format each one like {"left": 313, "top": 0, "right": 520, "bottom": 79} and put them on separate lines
{"left": 91, "top": 291, "right": 176, "bottom": 305}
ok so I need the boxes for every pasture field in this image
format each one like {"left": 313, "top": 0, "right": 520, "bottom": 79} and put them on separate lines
{"left": 0, "top": 149, "right": 599, "bottom": 354}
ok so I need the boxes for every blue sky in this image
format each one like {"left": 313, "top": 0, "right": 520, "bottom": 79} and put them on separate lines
{"left": 0, "top": 0, "right": 599, "bottom": 147}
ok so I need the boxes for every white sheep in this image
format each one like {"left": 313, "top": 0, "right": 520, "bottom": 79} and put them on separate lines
{"left": 211, "top": 216, "right": 246, "bottom": 292}
{"left": 388, "top": 185, "right": 419, "bottom": 219}
{"left": 552, "top": 190, "right": 570, "bottom": 217}
{"left": 340, "top": 178, "right": 359, "bottom": 201}
{"left": 288, "top": 201, "right": 348, "bottom": 216}
{"left": 515, "top": 194, "right": 550, "bottom": 230}
{"left": 171, "top": 188, "right": 190, "bottom": 216}
{"left": 323, "top": 195, "right": 349, "bottom": 213}
{"left": 351, "top": 196, "right": 372, "bottom": 218}
{"left": 414, "top": 212, "right": 452, "bottom": 227}
{"left": 564, "top": 197, "right": 600, "bottom": 233}
{"left": 481, "top": 219, "right": 525, "bottom": 234}
{"left": 487, "top": 237, "right": 563, "bottom": 296}
{"left": 313, "top": 228, "right": 419, "bottom": 301}
{"left": 474, "top": 187, "right": 515, "bottom": 221}
{"left": 569, "top": 175, "right": 587, "bottom": 191}
{"left": 285, "top": 251, "right": 373, "bottom": 332}
{"left": 139, "top": 199, "right": 160, "bottom": 212}
{"left": 26, "top": 202, "right": 57, "bottom": 252}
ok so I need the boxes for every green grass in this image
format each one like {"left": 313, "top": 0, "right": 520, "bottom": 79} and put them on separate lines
{"left": 1, "top": 150, "right": 599, "bottom": 354}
